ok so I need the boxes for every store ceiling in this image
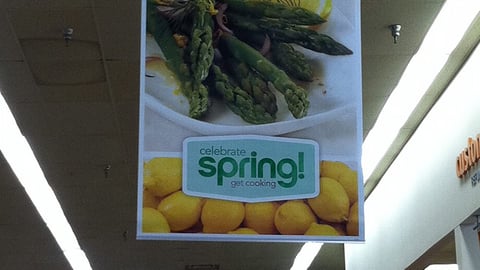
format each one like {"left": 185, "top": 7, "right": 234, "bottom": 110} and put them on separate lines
{"left": 0, "top": 0, "right": 462, "bottom": 269}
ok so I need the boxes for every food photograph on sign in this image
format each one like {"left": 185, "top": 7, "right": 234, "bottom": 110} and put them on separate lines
{"left": 138, "top": 0, "right": 364, "bottom": 242}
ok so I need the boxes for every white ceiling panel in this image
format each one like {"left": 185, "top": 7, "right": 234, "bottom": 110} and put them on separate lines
{"left": 0, "top": 163, "right": 18, "bottom": 189}
{"left": 20, "top": 39, "right": 102, "bottom": 62}
{"left": 361, "top": 1, "right": 445, "bottom": 55}
{"left": 94, "top": 5, "right": 141, "bottom": 61}
{"left": 0, "top": 10, "right": 23, "bottom": 61}
{"left": 122, "top": 135, "right": 140, "bottom": 165}
{"left": 6, "top": 8, "right": 45, "bottom": 39}
{"left": 14, "top": 105, "right": 110, "bottom": 139}
{"left": 115, "top": 101, "right": 139, "bottom": 135}
{"left": 3, "top": 0, "right": 92, "bottom": 9}
{"left": 28, "top": 135, "right": 127, "bottom": 165}
{"left": 42, "top": 161, "right": 133, "bottom": 188}
{"left": 5, "top": 102, "right": 52, "bottom": 136}
{"left": 28, "top": 60, "right": 106, "bottom": 86}
{"left": 92, "top": 0, "right": 138, "bottom": 9}
{"left": 0, "top": 61, "right": 40, "bottom": 103}
{"left": 41, "top": 102, "right": 118, "bottom": 135}
{"left": 7, "top": 7, "right": 99, "bottom": 45}
{"left": 38, "top": 83, "right": 110, "bottom": 102}
{"left": 61, "top": 8, "right": 99, "bottom": 42}
{"left": 106, "top": 60, "right": 141, "bottom": 102}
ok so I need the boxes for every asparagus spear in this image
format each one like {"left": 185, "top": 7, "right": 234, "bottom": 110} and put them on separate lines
{"left": 227, "top": 13, "right": 353, "bottom": 55}
{"left": 208, "top": 65, "right": 276, "bottom": 124}
{"left": 221, "top": 0, "right": 326, "bottom": 25}
{"left": 226, "top": 58, "right": 278, "bottom": 116}
{"left": 188, "top": 0, "right": 215, "bottom": 82}
{"left": 147, "top": 1, "right": 209, "bottom": 119}
{"left": 271, "top": 42, "right": 313, "bottom": 82}
{"left": 181, "top": 0, "right": 217, "bottom": 118}
{"left": 219, "top": 34, "right": 309, "bottom": 118}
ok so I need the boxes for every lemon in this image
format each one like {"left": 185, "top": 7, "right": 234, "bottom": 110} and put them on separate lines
{"left": 144, "top": 157, "right": 182, "bottom": 197}
{"left": 337, "top": 167, "right": 358, "bottom": 205}
{"left": 157, "top": 191, "right": 203, "bottom": 232}
{"left": 201, "top": 199, "right": 245, "bottom": 233}
{"left": 308, "top": 177, "right": 350, "bottom": 223}
{"left": 305, "top": 223, "right": 339, "bottom": 236}
{"left": 143, "top": 188, "right": 161, "bottom": 208}
{"left": 228, "top": 228, "right": 259, "bottom": 235}
{"left": 142, "top": 207, "right": 170, "bottom": 233}
{"left": 244, "top": 202, "right": 280, "bottom": 234}
{"left": 347, "top": 202, "right": 359, "bottom": 236}
{"left": 274, "top": 200, "right": 317, "bottom": 235}
{"left": 320, "top": 160, "right": 351, "bottom": 180}
{"left": 320, "top": 161, "right": 358, "bottom": 205}
{"left": 263, "top": 0, "right": 320, "bottom": 12}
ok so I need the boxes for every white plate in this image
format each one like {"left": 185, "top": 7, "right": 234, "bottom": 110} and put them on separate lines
{"left": 144, "top": 3, "right": 360, "bottom": 136}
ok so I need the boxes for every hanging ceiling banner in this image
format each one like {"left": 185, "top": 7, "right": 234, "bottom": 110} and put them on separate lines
{"left": 137, "top": 0, "right": 364, "bottom": 242}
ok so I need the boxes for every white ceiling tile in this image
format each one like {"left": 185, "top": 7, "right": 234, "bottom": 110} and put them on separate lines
{"left": 8, "top": 7, "right": 98, "bottom": 40}
{"left": 91, "top": 0, "right": 116, "bottom": 8}
{"left": 62, "top": 8, "right": 99, "bottom": 42}
{"left": 29, "top": 60, "right": 106, "bottom": 86}
{"left": 20, "top": 39, "right": 102, "bottom": 62}
{"left": 7, "top": 102, "right": 52, "bottom": 136}
{"left": 0, "top": 11, "right": 23, "bottom": 60}
{"left": 39, "top": 82, "right": 110, "bottom": 102}
{"left": 4, "top": 0, "right": 92, "bottom": 9}
{"left": 361, "top": 1, "right": 444, "bottom": 55}
{"left": 362, "top": 54, "right": 410, "bottom": 97}
{"left": 6, "top": 8, "right": 41, "bottom": 39}
{"left": 42, "top": 161, "right": 132, "bottom": 189}
{"left": 31, "top": 9, "right": 66, "bottom": 38}
{"left": 94, "top": 6, "right": 141, "bottom": 60}
{"left": 0, "top": 61, "right": 40, "bottom": 102}
{"left": 0, "top": 156, "right": 19, "bottom": 189}
{"left": 1, "top": 196, "right": 42, "bottom": 227}
{"left": 115, "top": 101, "right": 139, "bottom": 135}
{"left": 93, "top": 0, "right": 139, "bottom": 10}
{"left": 106, "top": 60, "right": 140, "bottom": 102}
{"left": 42, "top": 102, "right": 118, "bottom": 136}
{"left": 126, "top": 163, "right": 138, "bottom": 178}
{"left": 121, "top": 134, "right": 139, "bottom": 166}
{"left": 362, "top": 98, "right": 388, "bottom": 130}
{"left": 98, "top": 29, "right": 140, "bottom": 61}
{"left": 29, "top": 135, "right": 127, "bottom": 165}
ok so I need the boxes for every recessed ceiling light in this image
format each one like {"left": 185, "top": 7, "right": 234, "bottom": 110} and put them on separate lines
{"left": 424, "top": 264, "right": 458, "bottom": 270}
{"left": 0, "top": 91, "right": 92, "bottom": 269}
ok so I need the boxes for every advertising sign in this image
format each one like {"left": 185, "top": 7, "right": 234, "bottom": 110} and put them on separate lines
{"left": 138, "top": 0, "right": 364, "bottom": 242}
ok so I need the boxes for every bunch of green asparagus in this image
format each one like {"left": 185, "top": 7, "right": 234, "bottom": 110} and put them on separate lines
{"left": 146, "top": 0, "right": 352, "bottom": 124}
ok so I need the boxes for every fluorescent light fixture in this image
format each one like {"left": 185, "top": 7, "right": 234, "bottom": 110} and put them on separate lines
{"left": 362, "top": 0, "right": 480, "bottom": 182}
{"left": 290, "top": 242, "right": 323, "bottom": 270}
{"left": 0, "top": 93, "right": 92, "bottom": 270}
{"left": 424, "top": 264, "right": 458, "bottom": 270}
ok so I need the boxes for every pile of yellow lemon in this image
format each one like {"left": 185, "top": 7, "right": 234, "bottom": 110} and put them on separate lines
{"left": 142, "top": 157, "right": 359, "bottom": 237}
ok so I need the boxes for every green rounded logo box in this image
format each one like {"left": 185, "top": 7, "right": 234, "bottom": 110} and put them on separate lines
{"left": 183, "top": 135, "right": 320, "bottom": 202}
